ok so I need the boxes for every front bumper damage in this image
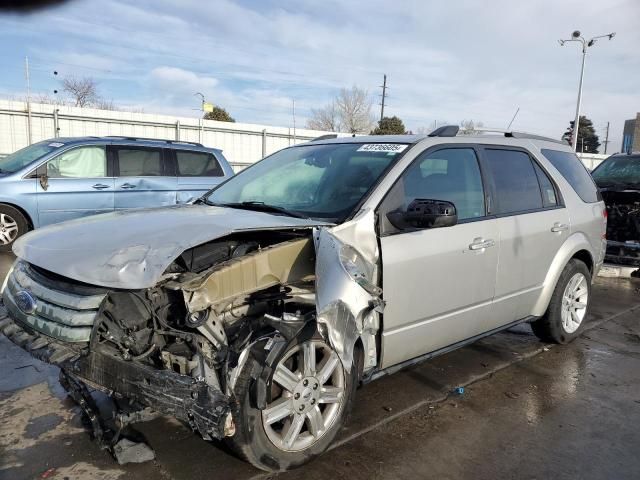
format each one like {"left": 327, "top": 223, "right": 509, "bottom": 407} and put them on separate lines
{"left": 0, "top": 306, "right": 230, "bottom": 446}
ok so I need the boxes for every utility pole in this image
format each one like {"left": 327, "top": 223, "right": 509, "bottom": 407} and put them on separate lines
{"left": 603, "top": 121, "right": 610, "bottom": 154}
{"left": 379, "top": 74, "right": 387, "bottom": 122}
{"left": 292, "top": 99, "right": 297, "bottom": 144}
{"left": 24, "top": 56, "right": 33, "bottom": 145}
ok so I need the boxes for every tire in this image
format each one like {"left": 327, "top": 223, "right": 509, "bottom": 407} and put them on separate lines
{"left": 226, "top": 334, "right": 357, "bottom": 472}
{"left": 531, "top": 259, "right": 592, "bottom": 344}
{"left": 0, "top": 205, "right": 29, "bottom": 252}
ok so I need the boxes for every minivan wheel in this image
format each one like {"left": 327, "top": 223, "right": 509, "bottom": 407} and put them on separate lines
{"left": 227, "top": 337, "right": 356, "bottom": 472}
{"left": 531, "top": 259, "right": 591, "bottom": 344}
{"left": 0, "top": 205, "right": 28, "bottom": 252}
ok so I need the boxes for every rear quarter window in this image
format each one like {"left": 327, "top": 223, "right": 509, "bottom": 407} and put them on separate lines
{"left": 540, "top": 149, "right": 600, "bottom": 203}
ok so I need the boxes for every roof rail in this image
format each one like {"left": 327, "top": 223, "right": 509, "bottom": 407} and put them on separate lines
{"left": 428, "top": 125, "right": 459, "bottom": 137}
{"left": 308, "top": 134, "right": 339, "bottom": 142}
{"left": 461, "top": 128, "right": 568, "bottom": 145}
{"left": 104, "top": 136, "right": 204, "bottom": 147}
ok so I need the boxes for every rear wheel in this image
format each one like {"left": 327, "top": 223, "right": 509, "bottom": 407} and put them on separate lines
{"left": 0, "top": 205, "right": 28, "bottom": 252}
{"left": 531, "top": 259, "right": 591, "bottom": 344}
{"left": 227, "top": 337, "right": 356, "bottom": 471}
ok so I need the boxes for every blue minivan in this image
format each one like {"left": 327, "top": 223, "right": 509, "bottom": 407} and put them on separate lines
{"left": 0, "top": 136, "right": 234, "bottom": 250}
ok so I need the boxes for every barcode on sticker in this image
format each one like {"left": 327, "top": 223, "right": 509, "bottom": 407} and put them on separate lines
{"left": 356, "top": 144, "right": 408, "bottom": 153}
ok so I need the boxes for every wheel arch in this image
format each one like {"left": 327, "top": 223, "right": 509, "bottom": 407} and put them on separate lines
{"left": 0, "top": 201, "right": 35, "bottom": 230}
{"left": 531, "top": 232, "right": 595, "bottom": 317}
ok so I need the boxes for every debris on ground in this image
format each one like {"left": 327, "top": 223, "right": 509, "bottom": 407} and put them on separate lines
{"left": 112, "top": 438, "right": 155, "bottom": 465}
{"left": 504, "top": 392, "right": 520, "bottom": 399}
{"left": 383, "top": 406, "right": 392, "bottom": 412}
{"left": 40, "top": 468, "right": 56, "bottom": 479}
{"left": 453, "top": 386, "right": 465, "bottom": 395}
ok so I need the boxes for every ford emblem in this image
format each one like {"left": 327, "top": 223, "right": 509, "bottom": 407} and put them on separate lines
{"left": 14, "top": 290, "right": 37, "bottom": 315}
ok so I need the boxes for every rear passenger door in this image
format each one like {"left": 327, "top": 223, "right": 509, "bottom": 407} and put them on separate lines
{"left": 481, "top": 147, "right": 570, "bottom": 326}
{"left": 111, "top": 146, "right": 177, "bottom": 210}
{"left": 173, "top": 149, "right": 226, "bottom": 204}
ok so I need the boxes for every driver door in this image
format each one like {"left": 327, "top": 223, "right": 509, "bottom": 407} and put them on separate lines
{"left": 378, "top": 146, "right": 499, "bottom": 368}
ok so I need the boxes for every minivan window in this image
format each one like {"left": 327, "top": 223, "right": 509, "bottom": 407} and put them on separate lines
{"left": 541, "top": 149, "right": 600, "bottom": 203}
{"left": 117, "top": 148, "right": 162, "bottom": 176}
{"left": 47, "top": 146, "right": 107, "bottom": 178}
{"left": 0, "top": 141, "right": 62, "bottom": 174}
{"left": 205, "top": 143, "right": 406, "bottom": 221}
{"left": 484, "top": 149, "right": 542, "bottom": 214}
{"left": 389, "top": 148, "right": 485, "bottom": 221}
{"left": 176, "top": 151, "right": 223, "bottom": 177}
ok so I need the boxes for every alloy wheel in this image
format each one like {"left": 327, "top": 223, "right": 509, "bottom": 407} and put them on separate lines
{"left": 262, "top": 339, "right": 345, "bottom": 452}
{"left": 561, "top": 272, "right": 589, "bottom": 334}
{"left": 0, "top": 213, "right": 18, "bottom": 246}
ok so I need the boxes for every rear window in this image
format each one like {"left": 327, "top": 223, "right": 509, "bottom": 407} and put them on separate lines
{"left": 176, "top": 151, "right": 223, "bottom": 177}
{"left": 540, "top": 149, "right": 600, "bottom": 203}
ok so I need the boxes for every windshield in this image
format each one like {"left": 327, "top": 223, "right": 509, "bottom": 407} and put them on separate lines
{"left": 205, "top": 143, "right": 408, "bottom": 221}
{"left": 592, "top": 155, "right": 640, "bottom": 187}
{"left": 0, "top": 141, "right": 63, "bottom": 174}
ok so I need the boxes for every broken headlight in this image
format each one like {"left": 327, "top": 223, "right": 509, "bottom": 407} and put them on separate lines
{"left": 338, "top": 244, "right": 382, "bottom": 296}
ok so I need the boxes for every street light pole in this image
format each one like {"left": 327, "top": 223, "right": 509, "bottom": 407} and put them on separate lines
{"left": 558, "top": 30, "right": 615, "bottom": 152}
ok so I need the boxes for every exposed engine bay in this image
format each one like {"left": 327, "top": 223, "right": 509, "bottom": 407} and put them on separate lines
{"left": 601, "top": 190, "right": 640, "bottom": 266}
{"left": 0, "top": 223, "right": 383, "bottom": 452}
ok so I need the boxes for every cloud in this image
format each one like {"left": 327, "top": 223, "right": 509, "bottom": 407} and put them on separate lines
{"left": 1, "top": 0, "right": 639, "bottom": 147}
{"left": 149, "top": 66, "right": 218, "bottom": 96}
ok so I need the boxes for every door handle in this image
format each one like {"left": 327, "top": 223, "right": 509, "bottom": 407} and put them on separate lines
{"left": 469, "top": 237, "right": 496, "bottom": 251}
{"left": 551, "top": 222, "right": 569, "bottom": 233}
{"left": 120, "top": 183, "right": 137, "bottom": 189}
{"left": 92, "top": 184, "right": 110, "bottom": 190}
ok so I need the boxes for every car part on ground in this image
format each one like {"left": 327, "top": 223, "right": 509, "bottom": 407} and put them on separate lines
{"left": 599, "top": 190, "right": 640, "bottom": 266}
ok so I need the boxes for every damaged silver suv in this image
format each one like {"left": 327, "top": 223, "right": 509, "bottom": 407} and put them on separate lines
{"left": 0, "top": 127, "right": 606, "bottom": 471}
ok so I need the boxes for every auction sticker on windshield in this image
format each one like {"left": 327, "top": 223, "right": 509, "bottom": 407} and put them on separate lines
{"left": 357, "top": 144, "right": 408, "bottom": 153}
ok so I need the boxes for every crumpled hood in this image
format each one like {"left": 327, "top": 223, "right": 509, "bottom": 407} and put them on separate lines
{"left": 13, "top": 204, "right": 328, "bottom": 289}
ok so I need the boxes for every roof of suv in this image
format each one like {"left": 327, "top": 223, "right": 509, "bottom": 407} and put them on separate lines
{"left": 303, "top": 128, "right": 569, "bottom": 150}
{"left": 46, "top": 136, "right": 222, "bottom": 153}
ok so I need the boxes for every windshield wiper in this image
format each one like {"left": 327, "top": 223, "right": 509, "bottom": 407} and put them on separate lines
{"left": 211, "top": 201, "right": 310, "bottom": 219}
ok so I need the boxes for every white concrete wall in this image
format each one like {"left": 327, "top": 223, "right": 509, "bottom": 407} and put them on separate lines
{"left": 0, "top": 100, "right": 343, "bottom": 170}
{"left": 577, "top": 152, "right": 609, "bottom": 171}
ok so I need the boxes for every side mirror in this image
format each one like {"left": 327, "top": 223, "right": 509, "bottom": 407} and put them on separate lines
{"left": 39, "top": 174, "right": 49, "bottom": 191}
{"left": 386, "top": 199, "right": 457, "bottom": 231}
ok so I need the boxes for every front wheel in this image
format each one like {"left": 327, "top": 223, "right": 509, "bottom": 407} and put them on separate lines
{"left": 227, "top": 337, "right": 356, "bottom": 471}
{"left": 0, "top": 205, "right": 28, "bottom": 252}
{"left": 531, "top": 259, "right": 591, "bottom": 344}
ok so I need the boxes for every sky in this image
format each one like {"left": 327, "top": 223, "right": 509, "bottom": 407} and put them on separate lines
{"left": 0, "top": 0, "right": 638, "bottom": 151}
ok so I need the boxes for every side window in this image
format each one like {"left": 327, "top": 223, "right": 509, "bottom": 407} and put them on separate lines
{"left": 533, "top": 162, "right": 558, "bottom": 207}
{"left": 116, "top": 148, "right": 162, "bottom": 176}
{"left": 47, "top": 146, "right": 107, "bottom": 178}
{"left": 484, "top": 149, "right": 542, "bottom": 214}
{"left": 385, "top": 148, "right": 486, "bottom": 221}
{"left": 540, "top": 149, "right": 600, "bottom": 203}
{"left": 176, "top": 151, "right": 223, "bottom": 177}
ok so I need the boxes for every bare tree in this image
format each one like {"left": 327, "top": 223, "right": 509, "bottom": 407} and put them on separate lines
{"left": 307, "top": 85, "right": 375, "bottom": 134}
{"left": 94, "top": 98, "right": 118, "bottom": 111}
{"left": 61, "top": 76, "right": 100, "bottom": 107}
{"left": 307, "top": 100, "right": 340, "bottom": 131}
{"left": 459, "top": 119, "right": 485, "bottom": 135}
{"left": 335, "top": 86, "right": 375, "bottom": 134}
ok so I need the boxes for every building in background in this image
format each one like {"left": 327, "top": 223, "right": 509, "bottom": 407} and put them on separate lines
{"left": 622, "top": 113, "right": 640, "bottom": 153}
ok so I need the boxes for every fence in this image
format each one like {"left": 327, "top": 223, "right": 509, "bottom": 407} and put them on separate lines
{"left": 0, "top": 99, "right": 339, "bottom": 170}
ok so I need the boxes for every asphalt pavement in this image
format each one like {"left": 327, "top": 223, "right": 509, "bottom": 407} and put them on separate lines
{"left": 1, "top": 251, "right": 639, "bottom": 480}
